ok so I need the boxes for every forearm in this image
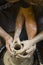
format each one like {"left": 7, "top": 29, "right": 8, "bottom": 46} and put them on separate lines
{"left": 14, "top": 8, "right": 24, "bottom": 38}
{"left": 0, "top": 27, "right": 11, "bottom": 40}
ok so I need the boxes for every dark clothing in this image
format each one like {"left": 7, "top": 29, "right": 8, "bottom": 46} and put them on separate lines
{"left": 0, "top": 1, "right": 43, "bottom": 39}
{"left": 0, "top": 1, "right": 30, "bottom": 32}
{"left": 33, "top": 5, "right": 43, "bottom": 32}
{"left": 0, "top": 0, "right": 6, "bottom": 5}
{"left": 0, "top": 2, "right": 20, "bottom": 33}
{"left": 0, "top": 1, "right": 28, "bottom": 40}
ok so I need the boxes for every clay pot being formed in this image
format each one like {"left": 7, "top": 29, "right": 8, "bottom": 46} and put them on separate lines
{"left": 3, "top": 31, "right": 43, "bottom": 65}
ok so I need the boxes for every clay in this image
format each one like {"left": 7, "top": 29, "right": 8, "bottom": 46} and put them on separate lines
{"left": 3, "top": 51, "right": 34, "bottom": 65}
{"left": 3, "top": 31, "right": 43, "bottom": 65}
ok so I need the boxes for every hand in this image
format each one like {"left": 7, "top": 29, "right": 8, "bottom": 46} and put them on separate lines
{"left": 16, "top": 44, "right": 36, "bottom": 58}
{"left": 26, "top": 44, "right": 36, "bottom": 58}
{"left": 6, "top": 36, "right": 14, "bottom": 55}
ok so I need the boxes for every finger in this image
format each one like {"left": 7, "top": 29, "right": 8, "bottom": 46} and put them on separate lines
{"left": 11, "top": 45, "right": 36, "bottom": 58}
{"left": 9, "top": 42, "right": 14, "bottom": 51}
{"left": 16, "top": 54, "right": 29, "bottom": 58}
{"left": 13, "top": 38, "right": 21, "bottom": 45}
{"left": 26, "top": 44, "right": 36, "bottom": 53}
{"left": 26, "top": 47, "right": 36, "bottom": 58}
{"left": 8, "top": 40, "right": 15, "bottom": 52}
{"left": 14, "top": 39, "right": 20, "bottom": 44}
{"left": 17, "top": 38, "right": 21, "bottom": 45}
{"left": 15, "top": 46, "right": 36, "bottom": 59}
{"left": 27, "top": 50, "right": 35, "bottom": 58}
{"left": 16, "top": 53, "right": 33, "bottom": 59}
{"left": 6, "top": 44, "right": 14, "bottom": 55}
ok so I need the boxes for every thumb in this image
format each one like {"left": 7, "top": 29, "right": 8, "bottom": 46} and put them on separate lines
{"left": 13, "top": 37, "right": 21, "bottom": 45}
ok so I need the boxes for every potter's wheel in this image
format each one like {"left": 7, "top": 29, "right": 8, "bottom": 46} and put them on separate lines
{"left": 3, "top": 51, "right": 34, "bottom": 65}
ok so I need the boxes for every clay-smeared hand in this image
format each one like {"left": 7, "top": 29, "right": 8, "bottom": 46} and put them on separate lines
{"left": 13, "top": 37, "right": 20, "bottom": 45}
{"left": 6, "top": 36, "right": 14, "bottom": 55}
{"left": 16, "top": 44, "right": 36, "bottom": 58}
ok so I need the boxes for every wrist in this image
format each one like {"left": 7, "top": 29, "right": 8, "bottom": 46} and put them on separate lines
{"left": 0, "top": 27, "right": 11, "bottom": 40}
{"left": 14, "top": 32, "right": 19, "bottom": 39}
{"left": 14, "top": 35, "right": 19, "bottom": 40}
